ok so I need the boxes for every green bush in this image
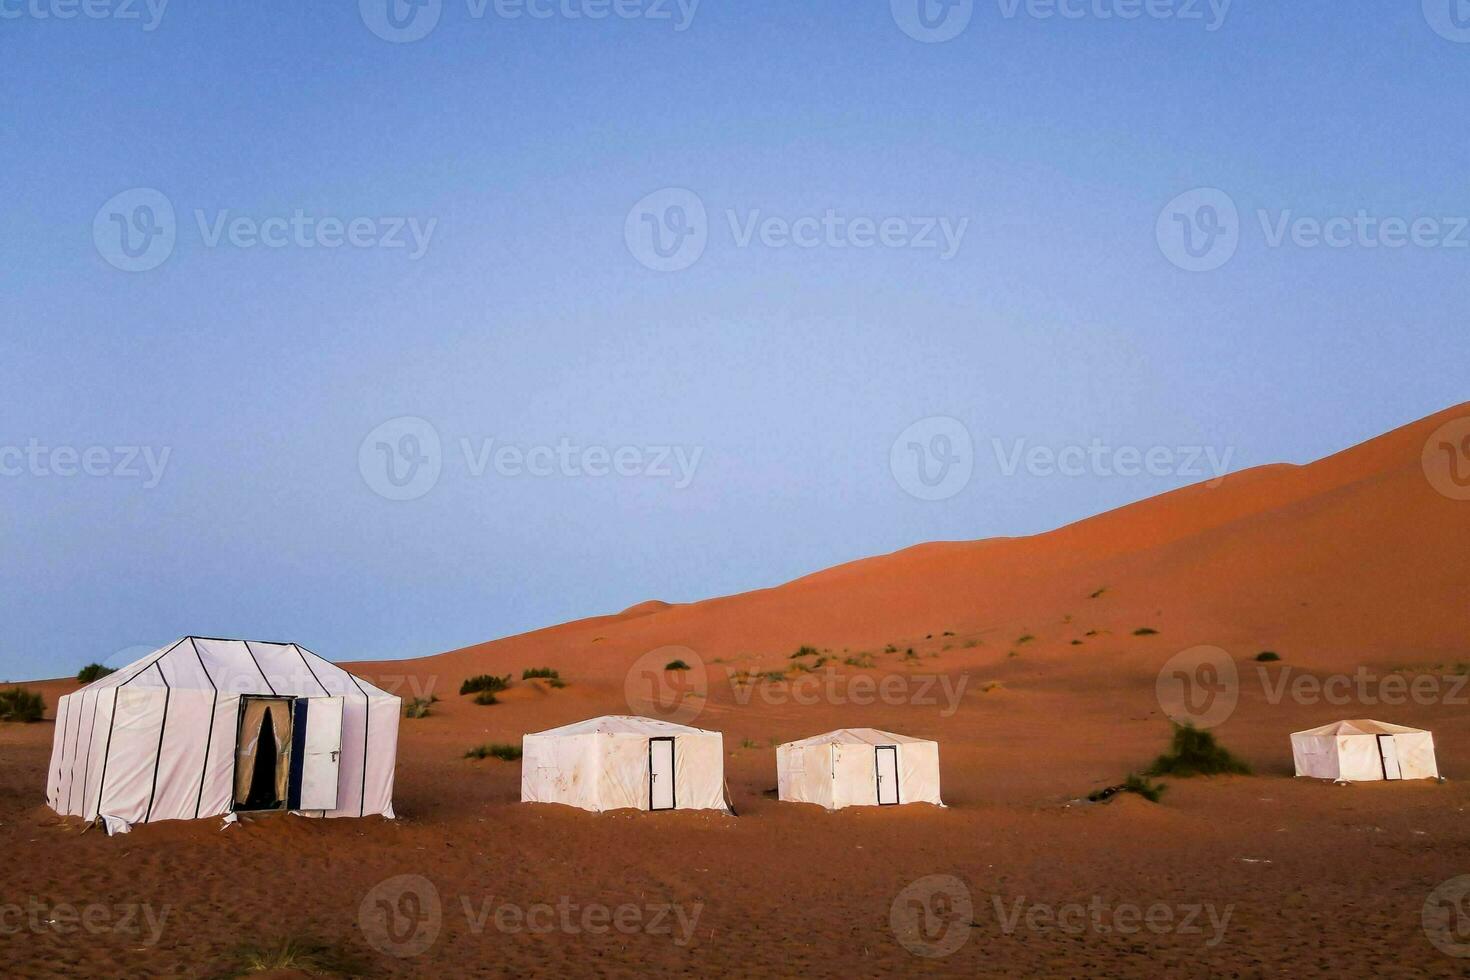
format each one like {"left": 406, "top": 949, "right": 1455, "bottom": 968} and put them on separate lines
{"left": 1088, "top": 773, "right": 1166, "bottom": 804}
{"left": 522, "top": 667, "right": 559, "bottom": 680}
{"left": 76, "top": 663, "right": 116, "bottom": 684}
{"left": 547, "top": 677, "right": 567, "bottom": 689}
{"left": 1133, "top": 627, "right": 1159, "bottom": 636}
{"left": 0, "top": 688, "right": 45, "bottom": 723}
{"left": 1148, "top": 723, "right": 1250, "bottom": 777}
{"left": 473, "top": 691, "right": 499, "bottom": 706}
{"left": 465, "top": 743, "right": 522, "bottom": 761}
{"left": 790, "top": 646, "right": 819, "bottom": 659}
{"left": 460, "top": 674, "right": 510, "bottom": 696}
{"left": 404, "top": 698, "right": 432, "bottom": 719}
{"left": 1255, "top": 651, "right": 1280, "bottom": 662}
{"left": 664, "top": 659, "right": 690, "bottom": 671}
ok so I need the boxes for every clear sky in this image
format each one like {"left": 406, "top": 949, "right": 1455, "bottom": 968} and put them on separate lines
{"left": 2, "top": 1, "right": 1467, "bottom": 680}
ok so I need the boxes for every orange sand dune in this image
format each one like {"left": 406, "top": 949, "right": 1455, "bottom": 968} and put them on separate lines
{"left": 6, "top": 403, "right": 1470, "bottom": 978}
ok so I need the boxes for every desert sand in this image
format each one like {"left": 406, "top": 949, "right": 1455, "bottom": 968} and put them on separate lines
{"left": 4, "top": 404, "right": 1468, "bottom": 977}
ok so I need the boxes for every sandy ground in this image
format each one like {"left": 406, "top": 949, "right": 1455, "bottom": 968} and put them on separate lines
{"left": 4, "top": 403, "right": 1469, "bottom": 978}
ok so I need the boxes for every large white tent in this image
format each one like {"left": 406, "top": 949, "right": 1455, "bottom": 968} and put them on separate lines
{"left": 777, "top": 728, "right": 943, "bottom": 809}
{"left": 1291, "top": 719, "right": 1439, "bottom": 782}
{"left": 521, "top": 715, "right": 728, "bottom": 813}
{"left": 46, "top": 637, "right": 400, "bottom": 833}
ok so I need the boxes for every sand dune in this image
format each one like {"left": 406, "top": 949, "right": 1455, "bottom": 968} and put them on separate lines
{"left": 5, "top": 403, "right": 1469, "bottom": 977}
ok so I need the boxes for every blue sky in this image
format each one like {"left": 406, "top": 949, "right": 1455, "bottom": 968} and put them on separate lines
{"left": 2, "top": 1, "right": 1467, "bottom": 679}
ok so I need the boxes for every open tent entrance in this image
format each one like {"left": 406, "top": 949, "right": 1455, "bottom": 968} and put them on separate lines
{"left": 235, "top": 696, "right": 294, "bottom": 812}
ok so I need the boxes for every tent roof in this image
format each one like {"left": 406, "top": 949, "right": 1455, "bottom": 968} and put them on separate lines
{"left": 780, "top": 728, "right": 932, "bottom": 749}
{"left": 70, "top": 636, "right": 394, "bottom": 700}
{"left": 1291, "top": 719, "right": 1427, "bottom": 738}
{"left": 528, "top": 715, "right": 717, "bottom": 738}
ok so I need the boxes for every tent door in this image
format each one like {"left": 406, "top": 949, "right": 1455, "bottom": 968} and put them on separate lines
{"left": 234, "top": 696, "right": 295, "bottom": 812}
{"left": 876, "top": 745, "right": 900, "bottom": 805}
{"left": 1377, "top": 735, "right": 1402, "bottom": 780}
{"left": 288, "top": 697, "right": 345, "bottom": 810}
{"left": 649, "top": 737, "right": 675, "bottom": 811}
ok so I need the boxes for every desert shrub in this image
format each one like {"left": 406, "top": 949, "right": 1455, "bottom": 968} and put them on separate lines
{"left": 903, "top": 648, "right": 918, "bottom": 660}
{"left": 1088, "top": 773, "right": 1166, "bottom": 804}
{"left": 405, "top": 698, "right": 432, "bottom": 719}
{"left": 460, "top": 674, "right": 510, "bottom": 696}
{"left": 740, "top": 738, "right": 757, "bottom": 749}
{"left": 665, "top": 659, "right": 690, "bottom": 671}
{"left": 942, "top": 631, "right": 955, "bottom": 637}
{"left": 473, "top": 691, "right": 499, "bottom": 706}
{"left": 883, "top": 644, "right": 898, "bottom": 654}
{"left": 1089, "top": 587, "right": 1108, "bottom": 598}
{"left": 1148, "top": 723, "right": 1250, "bottom": 777}
{"left": 548, "top": 677, "right": 567, "bottom": 689}
{"left": 0, "top": 688, "right": 45, "bottom": 723}
{"left": 1017, "top": 634, "right": 1035, "bottom": 644}
{"left": 1255, "top": 651, "right": 1280, "bottom": 662}
{"left": 1133, "top": 627, "right": 1159, "bottom": 636}
{"left": 1070, "top": 639, "right": 1083, "bottom": 646}
{"left": 843, "top": 653, "right": 875, "bottom": 668}
{"left": 76, "top": 663, "right": 115, "bottom": 684}
{"left": 522, "top": 667, "right": 559, "bottom": 680}
{"left": 465, "top": 743, "right": 521, "bottom": 761}
{"left": 790, "top": 646, "right": 819, "bottom": 659}
{"left": 233, "top": 936, "right": 361, "bottom": 975}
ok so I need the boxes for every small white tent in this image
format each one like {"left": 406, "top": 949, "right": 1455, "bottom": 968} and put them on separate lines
{"left": 521, "top": 715, "right": 728, "bottom": 813}
{"left": 1291, "top": 720, "right": 1439, "bottom": 782}
{"left": 46, "top": 637, "right": 401, "bottom": 833}
{"left": 777, "top": 728, "right": 943, "bottom": 809}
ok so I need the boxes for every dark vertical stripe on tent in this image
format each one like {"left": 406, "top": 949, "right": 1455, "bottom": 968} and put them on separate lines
{"left": 303, "top": 645, "right": 371, "bottom": 817}
{"left": 79, "top": 692, "right": 101, "bottom": 820}
{"left": 287, "top": 699, "right": 310, "bottom": 810}
{"left": 65, "top": 691, "right": 90, "bottom": 815}
{"left": 292, "top": 644, "right": 330, "bottom": 696}
{"left": 143, "top": 661, "right": 172, "bottom": 824}
{"left": 242, "top": 641, "right": 277, "bottom": 695}
{"left": 51, "top": 696, "right": 71, "bottom": 812}
{"left": 93, "top": 689, "right": 120, "bottom": 823}
{"left": 190, "top": 637, "right": 218, "bottom": 819}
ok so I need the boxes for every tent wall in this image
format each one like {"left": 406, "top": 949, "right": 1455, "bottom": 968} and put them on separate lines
{"left": 522, "top": 728, "right": 726, "bottom": 813}
{"left": 1292, "top": 730, "right": 1439, "bottom": 781}
{"left": 827, "top": 740, "right": 942, "bottom": 809}
{"left": 1394, "top": 731, "right": 1439, "bottom": 780}
{"left": 46, "top": 649, "right": 400, "bottom": 828}
{"left": 1291, "top": 733, "right": 1340, "bottom": 780}
{"left": 776, "top": 742, "right": 835, "bottom": 809}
